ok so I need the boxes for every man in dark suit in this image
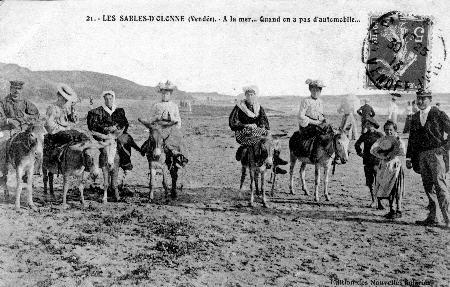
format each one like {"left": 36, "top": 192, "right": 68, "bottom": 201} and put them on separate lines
{"left": 357, "top": 99, "right": 375, "bottom": 133}
{"left": 406, "top": 90, "right": 450, "bottom": 228}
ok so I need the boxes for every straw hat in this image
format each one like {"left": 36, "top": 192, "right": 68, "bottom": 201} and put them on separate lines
{"left": 157, "top": 80, "right": 177, "bottom": 92}
{"left": 305, "top": 79, "right": 325, "bottom": 88}
{"left": 379, "top": 136, "right": 397, "bottom": 151}
{"left": 57, "top": 83, "right": 78, "bottom": 102}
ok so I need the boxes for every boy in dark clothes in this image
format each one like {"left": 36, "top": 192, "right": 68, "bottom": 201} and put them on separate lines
{"left": 354, "top": 117, "right": 384, "bottom": 208}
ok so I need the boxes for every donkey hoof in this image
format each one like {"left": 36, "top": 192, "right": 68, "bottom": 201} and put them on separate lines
{"left": 61, "top": 204, "right": 69, "bottom": 210}
{"left": 262, "top": 202, "right": 269, "bottom": 208}
{"left": 325, "top": 195, "right": 331, "bottom": 201}
{"left": 15, "top": 204, "right": 21, "bottom": 211}
{"left": 314, "top": 197, "right": 319, "bottom": 202}
{"left": 248, "top": 202, "right": 254, "bottom": 207}
{"left": 102, "top": 198, "right": 108, "bottom": 204}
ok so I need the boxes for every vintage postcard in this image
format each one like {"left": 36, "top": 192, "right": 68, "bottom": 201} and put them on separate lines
{"left": 0, "top": 0, "right": 449, "bottom": 286}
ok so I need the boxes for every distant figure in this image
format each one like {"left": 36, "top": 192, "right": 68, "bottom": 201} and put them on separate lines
{"left": 89, "top": 96, "right": 94, "bottom": 106}
{"left": 435, "top": 102, "right": 441, "bottom": 110}
{"left": 403, "top": 101, "right": 413, "bottom": 134}
{"left": 357, "top": 99, "right": 375, "bottom": 134}
{"left": 337, "top": 94, "right": 359, "bottom": 140}
{"left": 388, "top": 94, "right": 400, "bottom": 123}
{"left": 186, "top": 101, "right": 192, "bottom": 113}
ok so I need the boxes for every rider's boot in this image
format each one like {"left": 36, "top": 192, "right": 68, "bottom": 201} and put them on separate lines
{"left": 236, "top": 146, "right": 246, "bottom": 161}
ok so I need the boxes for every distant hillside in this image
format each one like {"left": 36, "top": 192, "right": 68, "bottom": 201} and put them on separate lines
{"left": 0, "top": 63, "right": 219, "bottom": 101}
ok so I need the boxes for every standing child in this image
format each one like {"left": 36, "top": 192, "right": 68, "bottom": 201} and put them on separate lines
{"left": 354, "top": 118, "right": 384, "bottom": 208}
{"left": 370, "top": 120, "right": 406, "bottom": 219}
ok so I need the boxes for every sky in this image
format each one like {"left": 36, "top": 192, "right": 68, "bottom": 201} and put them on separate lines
{"left": 0, "top": 0, "right": 450, "bottom": 96}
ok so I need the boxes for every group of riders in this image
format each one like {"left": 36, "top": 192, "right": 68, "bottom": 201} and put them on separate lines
{"left": 0, "top": 80, "right": 186, "bottom": 188}
{"left": 0, "top": 78, "right": 334, "bottom": 185}
{"left": 229, "top": 79, "right": 335, "bottom": 172}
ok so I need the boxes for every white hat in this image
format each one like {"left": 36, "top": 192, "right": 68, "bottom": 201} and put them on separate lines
{"left": 157, "top": 80, "right": 177, "bottom": 92}
{"left": 57, "top": 83, "right": 78, "bottom": 102}
{"left": 242, "top": 85, "right": 259, "bottom": 96}
{"left": 305, "top": 79, "right": 325, "bottom": 88}
{"left": 101, "top": 90, "right": 116, "bottom": 99}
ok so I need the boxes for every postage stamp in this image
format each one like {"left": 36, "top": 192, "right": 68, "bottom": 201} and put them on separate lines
{"left": 363, "top": 11, "right": 434, "bottom": 91}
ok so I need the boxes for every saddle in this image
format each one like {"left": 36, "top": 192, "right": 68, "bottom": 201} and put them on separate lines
{"left": 237, "top": 139, "right": 268, "bottom": 168}
{"left": 289, "top": 124, "right": 335, "bottom": 163}
{"left": 44, "top": 130, "right": 90, "bottom": 172}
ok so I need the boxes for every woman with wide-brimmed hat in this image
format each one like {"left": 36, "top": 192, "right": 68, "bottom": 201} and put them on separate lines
{"left": 43, "top": 84, "right": 90, "bottom": 173}
{"left": 229, "top": 85, "right": 287, "bottom": 172}
{"left": 45, "top": 83, "right": 79, "bottom": 134}
{"left": 139, "top": 81, "right": 184, "bottom": 156}
{"left": 296, "top": 79, "right": 334, "bottom": 162}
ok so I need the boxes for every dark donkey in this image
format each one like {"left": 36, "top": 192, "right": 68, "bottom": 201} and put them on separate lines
{"left": 139, "top": 120, "right": 188, "bottom": 202}
{"left": 239, "top": 135, "right": 275, "bottom": 207}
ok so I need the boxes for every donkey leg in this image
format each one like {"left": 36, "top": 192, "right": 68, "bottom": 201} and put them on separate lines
{"left": 289, "top": 153, "right": 296, "bottom": 195}
{"left": 78, "top": 176, "right": 86, "bottom": 208}
{"left": 26, "top": 166, "right": 37, "bottom": 211}
{"left": 49, "top": 172, "right": 54, "bottom": 196}
{"left": 261, "top": 171, "right": 268, "bottom": 208}
{"left": 148, "top": 162, "right": 154, "bottom": 202}
{"left": 101, "top": 167, "right": 109, "bottom": 204}
{"left": 249, "top": 169, "right": 255, "bottom": 207}
{"left": 112, "top": 167, "right": 121, "bottom": 202}
{"left": 270, "top": 170, "right": 276, "bottom": 197}
{"left": 15, "top": 167, "right": 24, "bottom": 210}
{"left": 43, "top": 168, "right": 48, "bottom": 194}
{"left": 323, "top": 164, "right": 331, "bottom": 201}
{"left": 170, "top": 167, "right": 178, "bottom": 199}
{"left": 62, "top": 175, "right": 70, "bottom": 210}
{"left": 0, "top": 162, "right": 8, "bottom": 200}
{"left": 254, "top": 171, "right": 260, "bottom": 197}
{"left": 300, "top": 162, "right": 309, "bottom": 196}
{"left": 239, "top": 166, "right": 246, "bottom": 191}
{"left": 161, "top": 167, "right": 169, "bottom": 199}
{"left": 314, "top": 165, "right": 321, "bottom": 202}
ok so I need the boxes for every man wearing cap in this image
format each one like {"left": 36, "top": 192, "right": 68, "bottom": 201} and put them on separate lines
{"left": 355, "top": 117, "right": 384, "bottom": 208}
{"left": 357, "top": 99, "right": 375, "bottom": 134}
{"left": 0, "top": 80, "right": 40, "bottom": 135}
{"left": 406, "top": 90, "right": 450, "bottom": 227}
{"left": 296, "top": 79, "right": 334, "bottom": 163}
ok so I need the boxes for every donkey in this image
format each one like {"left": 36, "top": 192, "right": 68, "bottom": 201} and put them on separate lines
{"left": 289, "top": 127, "right": 350, "bottom": 202}
{"left": 239, "top": 136, "right": 275, "bottom": 207}
{"left": 42, "top": 138, "right": 112, "bottom": 209}
{"left": 0, "top": 122, "right": 46, "bottom": 211}
{"left": 90, "top": 128, "right": 124, "bottom": 203}
{"left": 139, "top": 123, "right": 188, "bottom": 202}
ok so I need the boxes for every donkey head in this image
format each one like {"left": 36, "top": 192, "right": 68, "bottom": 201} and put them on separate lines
{"left": 335, "top": 127, "right": 350, "bottom": 163}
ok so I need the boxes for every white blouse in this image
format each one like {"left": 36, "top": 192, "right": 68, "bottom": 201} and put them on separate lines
{"left": 150, "top": 101, "right": 182, "bottom": 129}
{"left": 298, "top": 97, "right": 324, "bottom": 127}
